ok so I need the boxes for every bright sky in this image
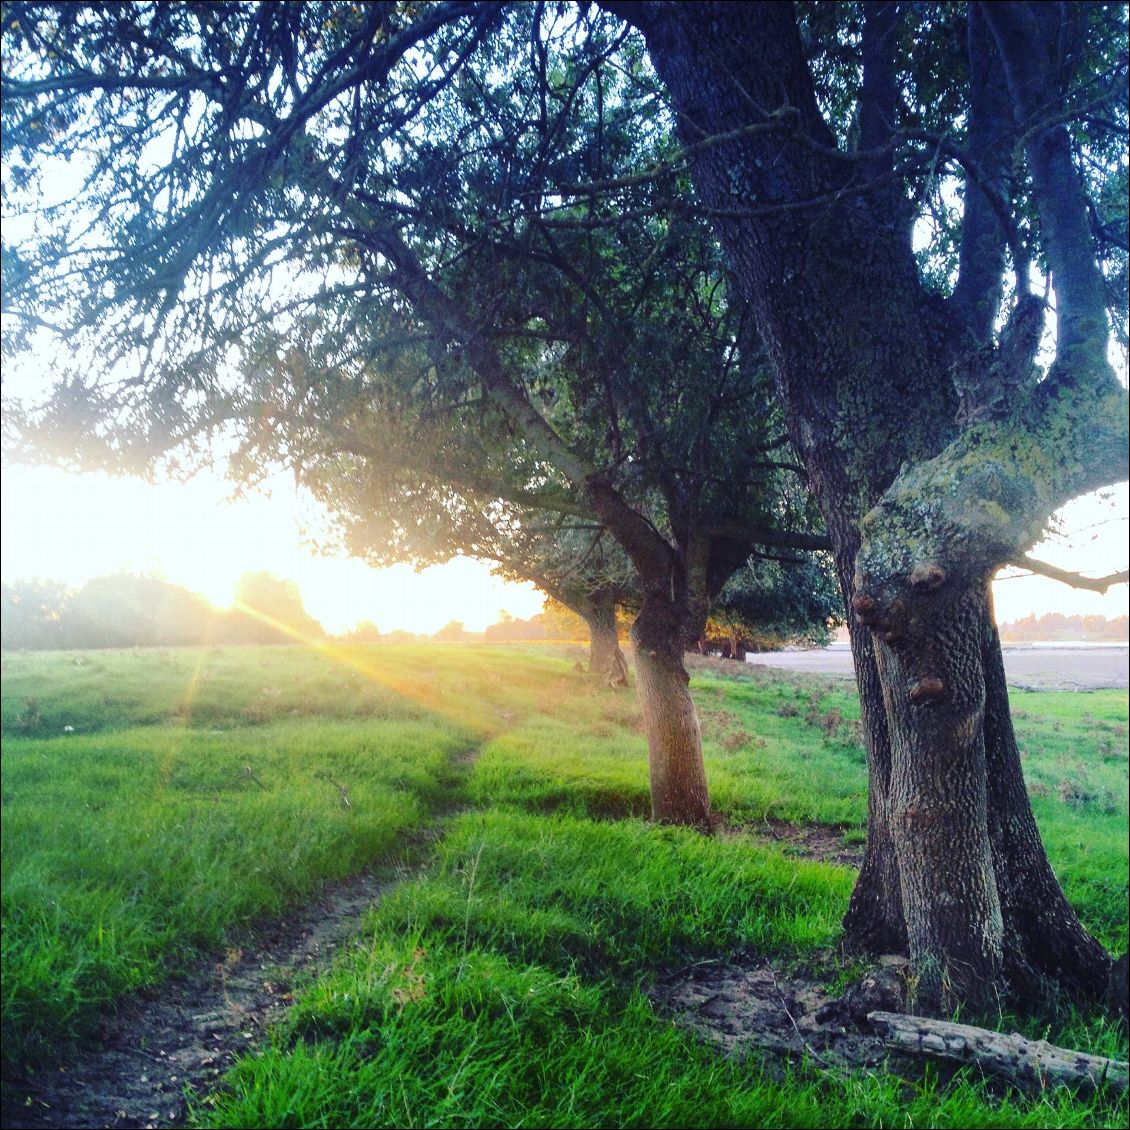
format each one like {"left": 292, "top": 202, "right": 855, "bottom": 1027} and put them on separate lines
{"left": 0, "top": 463, "right": 1125, "bottom": 635}
{"left": 0, "top": 465, "right": 546, "bottom": 635}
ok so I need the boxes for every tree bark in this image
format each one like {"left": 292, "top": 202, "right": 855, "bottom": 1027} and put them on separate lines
{"left": 841, "top": 594, "right": 907, "bottom": 956}
{"left": 586, "top": 592, "right": 629, "bottom": 687}
{"left": 620, "top": 0, "right": 1122, "bottom": 1011}
{"left": 631, "top": 592, "right": 713, "bottom": 827}
{"left": 980, "top": 595, "right": 1112, "bottom": 1001}
{"left": 872, "top": 579, "right": 1006, "bottom": 1011}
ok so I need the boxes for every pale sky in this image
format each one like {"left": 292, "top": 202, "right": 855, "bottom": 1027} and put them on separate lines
{"left": 0, "top": 465, "right": 546, "bottom": 635}
{"left": 0, "top": 463, "right": 1125, "bottom": 635}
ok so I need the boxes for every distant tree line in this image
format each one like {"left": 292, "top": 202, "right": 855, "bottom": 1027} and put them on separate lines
{"left": 997, "top": 613, "right": 1128, "bottom": 644}
{"left": 1, "top": 573, "right": 324, "bottom": 650}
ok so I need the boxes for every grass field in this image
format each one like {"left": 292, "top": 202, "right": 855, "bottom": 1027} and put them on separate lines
{"left": 2, "top": 643, "right": 1127, "bottom": 1127}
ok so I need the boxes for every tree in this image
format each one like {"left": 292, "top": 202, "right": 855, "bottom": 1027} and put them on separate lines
{"left": 605, "top": 0, "right": 1128, "bottom": 1009}
{"left": 341, "top": 619, "right": 382, "bottom": 643}
{"left": 433, "top": 619, "right": 467, "bottom": 642}
{"left": 218, "top": 572, "right": 324, "bottom": 644}
{"left": 64, "top": 573, "right": 215, "bottom": 647}
{"left": 702, "top": 554, "right": 843, "bottom": 660}
{"left": 1, "top": 578, "right": 72, "bottom": 649}
{"left": 314, "top": 443, "right": 638, "bottom": 685}
{"left": 3, "top": 1, "right": 1123, "bottom": 1010}
{"left": 1, "top": 2, "right": 830, "bottom": 827}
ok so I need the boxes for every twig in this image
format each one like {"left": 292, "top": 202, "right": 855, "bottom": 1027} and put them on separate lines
{"left": 659, "top": 957, "right": 726, "bottom": 983}
{"left": 762, "top": 814, "right": 787, "bottom": 841}
{"left": 314, "top": 769, "right": 352, "bottom": 808}
{"left": 243, "top": 765, "right": 268, "bottom": 790}
{"left": 694, "top": 992, "right": 724, "bottom": 1012}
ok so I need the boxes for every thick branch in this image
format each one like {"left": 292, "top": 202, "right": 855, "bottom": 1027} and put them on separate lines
{"left": 980, "top": 2, "right": 1110, "bottom": 361}
{"left": 859, "top": 3, "right": 900, "bottom": 182}
{"left": 346, "top": 230, "right": 679, "bottom": 584}
{"left": 356, "top": 228, "right": 595, "bottom": 486}
{"left": 704, "top": 522, "right": 831, "bottom": 552}
{"left": 952, "top": 3, "right": 1019, "bottom": 342}
{"left": 855, "top": 398, "right": 1129, "bottom": 611}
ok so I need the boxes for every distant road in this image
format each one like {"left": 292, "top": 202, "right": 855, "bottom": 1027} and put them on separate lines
{"left": 745, "top": 643, "right": 1129, "bottom": 691}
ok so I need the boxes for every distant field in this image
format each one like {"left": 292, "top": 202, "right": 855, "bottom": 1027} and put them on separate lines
{"left": 2, "top": 643, "right": 1126, "bottom": 1128}
{"left": 746, "top": 642, "right": 1130, "bottom": 690}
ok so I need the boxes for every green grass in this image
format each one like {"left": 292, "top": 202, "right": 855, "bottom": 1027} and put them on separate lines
{"left": 2, "top": 643, "right": 1126, "bottom": 1127}
{"left": 0, "top": 645, "right": 501, "bottom": 1067}
{"left": 194, "top": 806, "right": 1123, "bottom": 1130}
{"left": 197, "top": 940, "right": 1124, "bottom": 1129}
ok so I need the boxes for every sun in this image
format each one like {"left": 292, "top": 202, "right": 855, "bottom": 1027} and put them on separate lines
{"left": 0, "top": 465, "right": 545, "bottom": 634}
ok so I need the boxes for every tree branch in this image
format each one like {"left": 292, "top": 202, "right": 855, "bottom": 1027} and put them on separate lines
{"left": 704, "top": 522, "right": 831, "bottom": 552}
{"left": 952, "top": 2, "right": 1021, "bottom": 341}
{"left": 980, "top": 2, "right": 1111, "bottom": 362}
{"left": 535, "top": 106, "right": 801, "bottom": 200}
{"left": 1009, "top": 556, "right": 1130, "bottom": 594}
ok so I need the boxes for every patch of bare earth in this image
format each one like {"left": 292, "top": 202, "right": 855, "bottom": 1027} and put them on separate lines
{"left": 646, "top": 819, "right": 887, "bottom": 1073}
{"left": 722, "top": 816, "right": 865, "bottom": 869}
{"left": 650, "top": 959, "right": 889, "bottom": 1074}
{"left": 2, "top": 868, "right": 399, "bottom": 1130}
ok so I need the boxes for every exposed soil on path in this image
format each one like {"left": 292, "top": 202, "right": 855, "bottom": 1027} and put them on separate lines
{"left": 2, "top": 866, "right": 400, "bottom": 1130}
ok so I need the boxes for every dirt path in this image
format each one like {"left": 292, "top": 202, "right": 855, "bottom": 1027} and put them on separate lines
{"left": 3, "top": 866, "right": 399, "bottom": 1130}
{"left": 3, "top": 807, "right": 882, "bottom": 1130}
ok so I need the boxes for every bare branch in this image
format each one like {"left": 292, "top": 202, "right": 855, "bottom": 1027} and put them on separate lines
{"left": 1010, "top": 555, "right": 1129, "bottom": 593}
{"left": 535, "top": 106, "right": 801, "bottom": 200}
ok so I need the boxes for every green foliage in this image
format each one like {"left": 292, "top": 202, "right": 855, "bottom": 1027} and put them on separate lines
{"left": 1, "top": 3, "right": 830, "bottom": 655}
{"left": 1, "top": 578, "right": 73, "bottom": 649}
{"left": 704, "top": 554, "right": 844, "bottom": 655}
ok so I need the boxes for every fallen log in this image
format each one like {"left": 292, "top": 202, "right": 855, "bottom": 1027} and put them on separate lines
{"left": 868, "top": 1011, "right": 1128, "bottom": 1094}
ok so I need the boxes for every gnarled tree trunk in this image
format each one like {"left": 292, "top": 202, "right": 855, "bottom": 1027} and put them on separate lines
{"left": 621, "top": 0, "right": 1125, "bottom": 1011}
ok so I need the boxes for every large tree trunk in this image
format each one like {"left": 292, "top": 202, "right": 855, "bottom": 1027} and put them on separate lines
{"left": 631, "top": 595, "right": 712, "bottom": 827}
{"left": 871, "top": 579, "right": 1006, "bottom": 1011}
{"left": 848, "top": 566, "right": 1112, "bottom": 1010}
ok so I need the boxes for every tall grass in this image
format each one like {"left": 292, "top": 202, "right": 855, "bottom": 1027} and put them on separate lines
{"left": 196, "top": 804, "right": 1125, "bottom": 1130}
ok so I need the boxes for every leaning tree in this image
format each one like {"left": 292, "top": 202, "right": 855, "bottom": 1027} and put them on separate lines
{"left": 1, "top": 0, "right": 829, "bottom": 829}
{"left": 604, "top": 0, "right": 1128, "bottom": 1010}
